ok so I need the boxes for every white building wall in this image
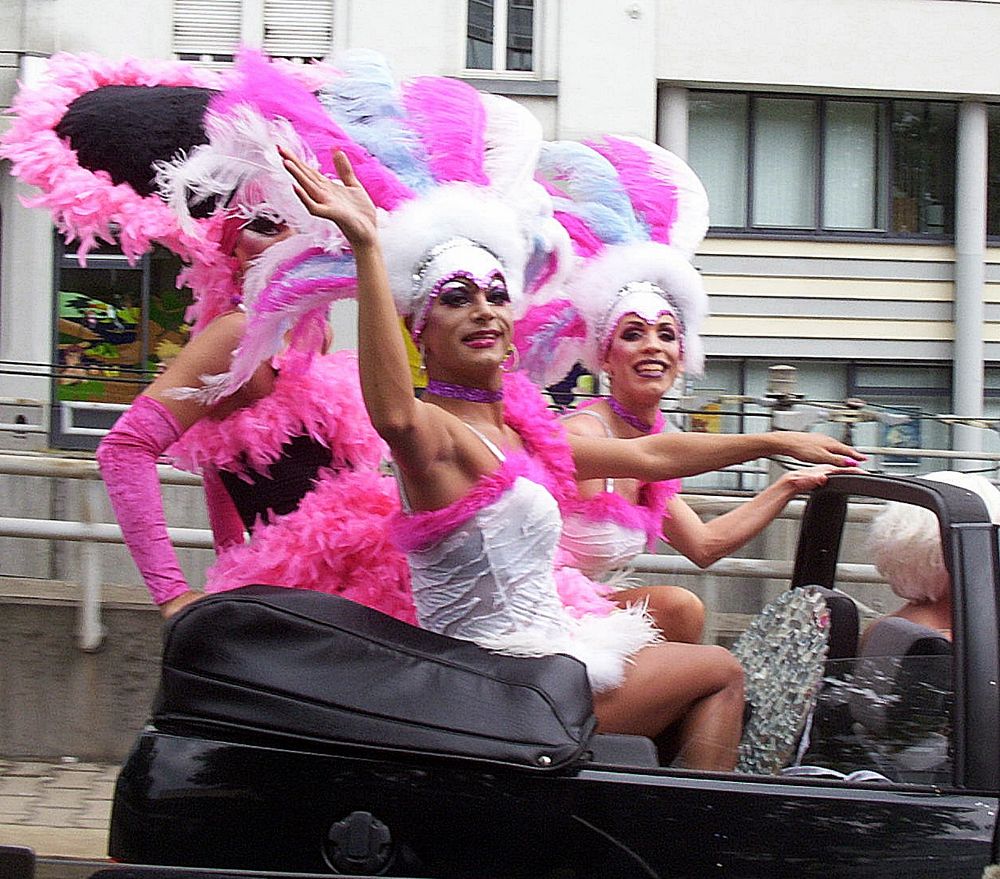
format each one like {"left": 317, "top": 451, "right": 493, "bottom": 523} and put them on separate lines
{"left": 555, "top": 0, "right": 657, "bottom": 140}
{"left": 47, "top": 0, "right": 173, "bottom": 58}
{"left": 3, "top": 0, "right": 1000, "bottom": 415}
{"left": 656, "top": 0, "right": 1000, "bottom": 97}
{"left": 0, "top": 176, "right": 53, "bottom": 402}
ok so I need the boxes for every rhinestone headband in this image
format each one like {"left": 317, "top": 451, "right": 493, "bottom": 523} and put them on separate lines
{"left": 409, "top": 236, "right": 504, "bottom": 340}
{"left": 597, "top": 280, "right": 684, "bottom": 359}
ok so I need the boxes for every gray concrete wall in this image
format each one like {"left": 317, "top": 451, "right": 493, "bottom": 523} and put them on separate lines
{"left": 0, "top": 581, "right": 163, "bottom": 763}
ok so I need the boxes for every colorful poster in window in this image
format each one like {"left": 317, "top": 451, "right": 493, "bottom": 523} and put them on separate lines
{"left": 57, "top": 290, "right": 143, "bottom": 404}
{"left": 880, "top": 406, "right": 922, "bottom": 465}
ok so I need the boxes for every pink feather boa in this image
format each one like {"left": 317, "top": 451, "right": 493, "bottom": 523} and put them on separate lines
{"left": 391, "top": 371, "right": 578, "bottom": 552}
{"left": 205, "top": 466, "right": 415, "bottom": 624}
{"left": 0, "top": 53, "right": 222, "bottom": 265}
{"left": 168, "top": 349, "right": 385, "bottom": 476}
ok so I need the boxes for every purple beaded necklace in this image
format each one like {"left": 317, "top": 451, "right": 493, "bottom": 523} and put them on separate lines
{"left": 425, "top": 379, "right": 503, "bottom": 404}
{"left": 608, "top": 396, "right": 665, "bottom": 435}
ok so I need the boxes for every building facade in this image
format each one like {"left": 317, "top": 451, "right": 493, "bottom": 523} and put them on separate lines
{"left": 3, "top": 0, "right": 1000, "bottom": 457}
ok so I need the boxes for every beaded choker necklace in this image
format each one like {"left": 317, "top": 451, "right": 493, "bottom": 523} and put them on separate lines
{"left": 426, "top": 379, "right": 503, "bottom": 404}
{"left": 608, "top": 396, "right": 663, "bottom": 435}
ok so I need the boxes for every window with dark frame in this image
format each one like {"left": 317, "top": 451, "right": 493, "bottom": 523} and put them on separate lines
{"left": 987, "top": 105, "right": 1000, "bottom": 238}
{"left": 466, "top": 0, "right": 495, "bottom": 69}
{"left": 506, "top": 0, "right": 535, "bottom": 72}
{"left": 466, "top": 0, "right": 535, "bottom": 73}
{"left": 687, "top": 92, "right": 957, "bottom": 239}
{"left": 51, "top": 237, "right": 193, "bottom": 451}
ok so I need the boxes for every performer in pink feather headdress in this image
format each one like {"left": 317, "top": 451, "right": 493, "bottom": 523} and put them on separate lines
{"left": 280, "top": 52, "right": 865, "bottom": 769}
{"left": 517, "top": 138, "right": 857, "bottom": 643}
{"left": 1, "top": 51, "right": 415, "bottom": 621}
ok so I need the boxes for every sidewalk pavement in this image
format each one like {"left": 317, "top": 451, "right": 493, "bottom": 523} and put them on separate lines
{"left": 0, "top": 759, "right": 118, "bottom": 860}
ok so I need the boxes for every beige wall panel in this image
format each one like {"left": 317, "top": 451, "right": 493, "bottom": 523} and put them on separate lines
{"left": 704, "top": 315, "right": 953, "bottom": 341}
{"left": 703, "top": 276, "right": 952, "bottom": 301}
{"left": 699, "top": 239, "right": 955, "bottom": 262}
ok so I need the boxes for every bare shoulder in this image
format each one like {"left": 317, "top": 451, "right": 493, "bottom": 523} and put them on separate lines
{"left": 193, "top": 311, "right": 247, "bottom": 349}
{"left": 561, "top": 405, "right": 609, "bottom": 438}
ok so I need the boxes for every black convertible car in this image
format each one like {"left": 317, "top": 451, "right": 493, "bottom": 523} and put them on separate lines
{"left": 5, "top": 472, "right": 999, "bottom": 878}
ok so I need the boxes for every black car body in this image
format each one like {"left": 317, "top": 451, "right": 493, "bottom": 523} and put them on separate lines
{"left": 103, "top": 473, "right": 1000, "bottom": 878}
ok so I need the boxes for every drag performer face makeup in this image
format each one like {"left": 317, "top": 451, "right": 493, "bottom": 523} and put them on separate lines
{"left": 233, "top": 215, "right": 295, "bottom": 269}
{"left": 602, "top": 311, "right": 682, "bottom": 401}
{"left": 412, "top": 239, "right": 512, "bottom": 387}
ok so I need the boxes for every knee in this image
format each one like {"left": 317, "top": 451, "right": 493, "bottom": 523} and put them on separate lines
{"left": 707, "top": 645, "right": 745, "bottom": 694}
{"left": 671, "top": 589, "right": 706, "bottom": 628}
{"left": 653, "top": 588, "right": 706, "bottom": 644}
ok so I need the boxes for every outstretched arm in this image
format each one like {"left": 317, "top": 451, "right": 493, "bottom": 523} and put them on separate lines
{"left": 281, "top": 149, "right": 445, "bottom": 474}
{"left": 663, "top": 464, "right": 854, "bottom": 568}
{"left": 569, "top": 429, "right": 862, "bottom": 483}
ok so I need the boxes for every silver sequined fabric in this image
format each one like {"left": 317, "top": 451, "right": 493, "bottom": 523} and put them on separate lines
{"left": 731, "top": 586, "right": 830, "bottom": 775}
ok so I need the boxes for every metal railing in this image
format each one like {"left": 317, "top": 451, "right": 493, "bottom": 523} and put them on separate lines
{"left": 0, "top": 449, "right": 893, "bottom": 652}
{"left": 5, "top": 440, "right": 997, "bottom": 650}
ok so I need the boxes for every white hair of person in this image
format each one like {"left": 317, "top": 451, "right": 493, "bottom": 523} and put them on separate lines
{"left": 868, "top": 470, "right": 1000, "bottom": 603}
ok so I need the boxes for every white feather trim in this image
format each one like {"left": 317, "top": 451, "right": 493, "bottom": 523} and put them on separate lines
{"left": 476, "top": 603, "right": 660, "bottom": 693}
{"left": 480, "top": 93, "right": 542, "bottom": 195}
{"left": 154, "top": 106, "right": 343, "bottom": 252}
{"left": 570, "top": 242, "right": 709, "bottom": 376}
{"left": 378, "top": 184, "right": 529, "bottom": 319}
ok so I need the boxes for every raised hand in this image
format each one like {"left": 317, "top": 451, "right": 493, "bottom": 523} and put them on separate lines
{"left": 281, "top": 148, "right": 378, "bottom": 248}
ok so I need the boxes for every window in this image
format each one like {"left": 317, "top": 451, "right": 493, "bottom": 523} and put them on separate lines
{"left": 465, "top": 0, "right": 536, "bottom": 73}
{"left": 987, "top": 105, "right": 1000, "bottom": 238}
{"left": 173, "top": 0, "right": 333, "bottom": 64}
{"left": 688, "top": 93, "right": 956, "bottom": 238}
{"left": 51, "top": 238, "right": 193, "bottom": 450}
{"left": 262, "top": 0, "right": 334, "bottom": 61}
{"left": 173, "top": 0, "right": 241, "bottom": 62}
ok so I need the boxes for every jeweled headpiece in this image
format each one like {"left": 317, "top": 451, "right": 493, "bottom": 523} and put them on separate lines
{"left": 515, "top": 136, "right": 710, "bottom": 384}
{"left": 408, "top": 236, "right": 506, "bottom": 340}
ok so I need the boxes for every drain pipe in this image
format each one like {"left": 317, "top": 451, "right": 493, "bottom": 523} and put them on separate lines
{"left": 953, "top": 100, "right": 988, "bottom": 469}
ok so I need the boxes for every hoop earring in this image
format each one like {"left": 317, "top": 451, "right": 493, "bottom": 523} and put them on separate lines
{"left": 501, "top": 344, "right": 520, "bottom": 373}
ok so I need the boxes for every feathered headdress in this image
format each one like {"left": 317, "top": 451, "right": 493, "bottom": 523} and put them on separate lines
{"left": 516, "top": 136, "right": 710, "bottom": 385}
{"left": 2, "top": 49, "right": 569, "bottom": 400}
{"left": 0, "top": 53, "right": 221, "bottom": 265}
{"left": 313, "top": 49, "right": 570, "bottom": 337}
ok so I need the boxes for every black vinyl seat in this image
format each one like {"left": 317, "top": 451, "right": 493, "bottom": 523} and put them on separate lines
{"left": 848, "top": 616, "right": 952, "bottom": 784}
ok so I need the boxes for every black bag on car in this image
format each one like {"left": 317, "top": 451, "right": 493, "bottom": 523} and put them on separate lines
{"left": 153, "top": 584, "right": 596, "bottom": 771}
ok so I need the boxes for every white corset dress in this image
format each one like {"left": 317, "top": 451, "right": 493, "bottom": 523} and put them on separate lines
{"left": 397, "top": 424, "right": 659, "bottom": 692}
{"left": 558, "top": 408, "right": 648, "bottom": 579}
{"left": 558, "top": 514, "right": 647, "bottom": 580}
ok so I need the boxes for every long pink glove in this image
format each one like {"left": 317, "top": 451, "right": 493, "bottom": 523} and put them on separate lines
{"left": 95, "top": 395, "right": 190, "bottom": 605}
{"left": 202, "top": 466, "right": 247, "bottom": 552}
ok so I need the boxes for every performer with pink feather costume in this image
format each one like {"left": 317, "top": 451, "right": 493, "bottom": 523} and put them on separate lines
{"left": 518, "top": 138, "right": 857, "bottom": 644}
{"left": 281, "top": 56, "right": 865, "bottom": 768}
{"left": 0, "top": 52, "right": 414, "bottom": 622}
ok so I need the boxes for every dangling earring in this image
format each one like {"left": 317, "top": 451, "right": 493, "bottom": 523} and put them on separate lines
{"left": 418, "top": 342, "right": 427, "bottom": 374}
{"left": 501, "top": 344, "right": 520, "bottom": 373}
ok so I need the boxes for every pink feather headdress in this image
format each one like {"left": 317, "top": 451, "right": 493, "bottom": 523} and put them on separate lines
{"left": 313, "top": 50, "right": 570, "bottom": 334}
{"left": 518, "top": 137, "right": 710, "bottom": 382}
{"left": 0, "top": 53, "right": 222, "bottom": 265}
